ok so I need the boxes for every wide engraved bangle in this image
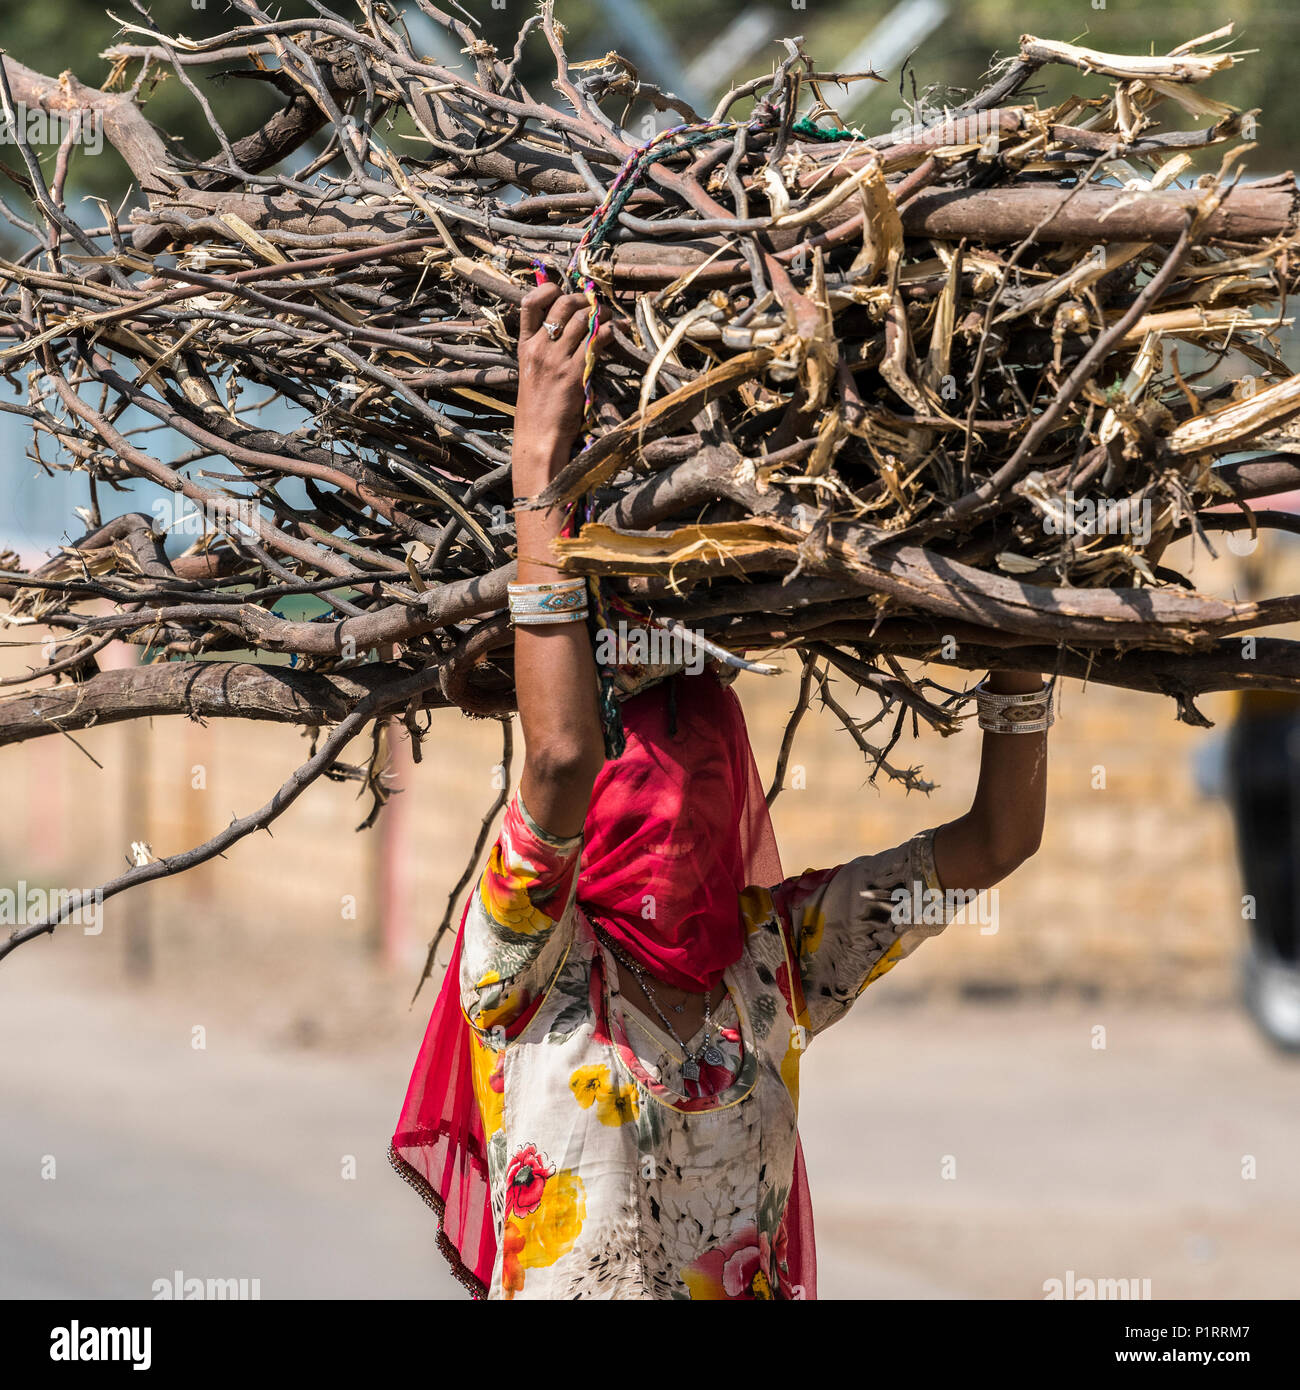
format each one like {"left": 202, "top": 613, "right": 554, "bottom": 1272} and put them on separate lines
{"left": 973, "top": 676, "right": 1055, "bottom": 734}
{"left": 508, "top": 577, "right": 588, "bottom": 624}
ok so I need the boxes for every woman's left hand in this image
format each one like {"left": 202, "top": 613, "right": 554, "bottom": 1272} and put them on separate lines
{"left": 932, "top": 670, "right": 1049, "bottom": 893}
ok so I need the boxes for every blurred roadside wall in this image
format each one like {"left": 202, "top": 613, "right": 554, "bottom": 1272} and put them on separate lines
{"left": 2, "top": 643, "right": 1248, "bottom": 1009}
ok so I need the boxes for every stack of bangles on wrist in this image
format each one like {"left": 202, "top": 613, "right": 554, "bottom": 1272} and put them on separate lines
{"left": 507, "top": 577, "right": 589, "bottom": 626}
{"left": 972, "top": 677, "right": 1056, "bottom": 735}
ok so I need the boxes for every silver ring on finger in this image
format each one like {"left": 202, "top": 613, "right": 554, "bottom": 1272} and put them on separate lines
{"left": 542, "top": 320, "right": 562, "bottom": 341}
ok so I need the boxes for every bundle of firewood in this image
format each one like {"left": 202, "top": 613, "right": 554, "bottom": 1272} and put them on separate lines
{"left": 3, "top": 2, "right": 1300, "bottom": 777}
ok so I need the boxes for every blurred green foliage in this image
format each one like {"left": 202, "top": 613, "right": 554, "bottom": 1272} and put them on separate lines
{"left": 1, "top": 0, "right": 284, "bottom": 202}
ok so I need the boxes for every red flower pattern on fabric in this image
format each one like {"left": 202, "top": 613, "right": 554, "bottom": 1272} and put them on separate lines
{"left": 504, "top": 1144, "right": 554, "bottom": 1218}
{"left": 681, "top": 1223, "right": 774, "bottom": 1300}
{"left": 722, "top": 1240, "right": 765, "bottom": 1298}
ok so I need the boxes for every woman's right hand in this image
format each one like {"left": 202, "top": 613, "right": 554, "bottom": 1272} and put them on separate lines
{"left": 514, "top": 283, "right": 608, "bottom": 474}
{"left": 511, "top": 281, "right": 610, "bottom": 838}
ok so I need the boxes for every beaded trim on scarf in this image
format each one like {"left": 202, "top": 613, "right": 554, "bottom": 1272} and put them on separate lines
{"left": 387, "top": 1143, "right": 489, "bottom": 1301}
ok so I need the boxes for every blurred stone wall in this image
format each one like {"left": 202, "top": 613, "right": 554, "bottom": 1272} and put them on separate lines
{"left": 2, "top": 643, "right": 1247, "bottom": 1007}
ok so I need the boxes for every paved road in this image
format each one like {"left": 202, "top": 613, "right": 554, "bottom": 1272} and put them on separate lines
{"left": 0, "top": 956, "right": 459, "bottom": 1300}
{"left": 797, "top": 997, "right": 1300, "bottom": 1299}
{"left": 3, "top": 947, "right": 1298, "bottom": 1300}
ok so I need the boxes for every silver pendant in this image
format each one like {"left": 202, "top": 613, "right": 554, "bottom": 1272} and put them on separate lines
{"left": 702, "top": 1044, "right": 725, "bottom": 1067}
{"left": 682, "top": 1056, "right": 700, "bottom": 1082}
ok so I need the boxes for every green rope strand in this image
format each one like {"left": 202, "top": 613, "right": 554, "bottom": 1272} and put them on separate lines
{"left": 585, "top": 570, "right": 626, "bottom": 760}
{"left": 790, "top": 115, "right": 863, "bottom": 142}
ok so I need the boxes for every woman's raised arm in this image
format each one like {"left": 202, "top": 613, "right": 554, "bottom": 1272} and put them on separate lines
{"left": 511, "top": 282, "right": 611, "bottom": 838}
{"left": 932, "top": 669, "right": 1050, "bottom": 893}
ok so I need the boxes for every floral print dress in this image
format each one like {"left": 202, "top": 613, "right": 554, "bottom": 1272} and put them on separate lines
{"left": 460, "top": 793, "right": 951, "bottom": 1300}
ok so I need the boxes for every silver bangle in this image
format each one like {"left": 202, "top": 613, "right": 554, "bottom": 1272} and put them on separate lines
{"left": 507, "top": 578, "right": 586, "bottom": 595}
{"left": 508, "top": 577, "right": 588, "bottom": 625}
{"left": 977, "top": 713, "right": 1053, "bottom": 735}
{"left": 973, "top": 676, "right": 1055, "bottom": 734}
{"left": 511, "top": 608, "right": 589, "bottom": 627}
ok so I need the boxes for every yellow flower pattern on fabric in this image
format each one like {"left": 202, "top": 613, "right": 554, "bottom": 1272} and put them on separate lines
{"left": 739, "top": 886, "right": 772, "bottom": 940}
{"left": 861, "top": 938, "right": 904, "bottom": 992}
{"left": 779, "top": 1021, "right": 803, "bottom": 1107}
{"left": 569, "top": 1063, "right": 605, "bottom": 1107}
{"left": 678, "top": 1265, "right": 723, "bottom": 1300}
{"left": 469, "top": 1033, "right": 505, "bottom": 1138}
{"left": 502, "top": 1167, "right": 587, "bottom": 1299}
{"left": 479, "top": 842, "right": 554, "bottom": 937}
{"left": 569, "top": 1063, "right": 639, "bottom": 1126}
{"left": 799, "top": 902, "right": 826, "bottom": 957}
{"left": 596, "top": 1083, "right": 639, "bottom": 1127}
{"left": 472, "top": 978, "right": 529, "bottom": 1035}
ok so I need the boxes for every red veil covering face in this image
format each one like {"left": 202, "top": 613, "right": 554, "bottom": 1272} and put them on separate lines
{"left": 390, "top": 671, "right": 817, "bottom": 1298}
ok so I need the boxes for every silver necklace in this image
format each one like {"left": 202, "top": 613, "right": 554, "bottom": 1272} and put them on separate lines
{"left": 591, "top": 920, "right": 727, "bottom": 1082}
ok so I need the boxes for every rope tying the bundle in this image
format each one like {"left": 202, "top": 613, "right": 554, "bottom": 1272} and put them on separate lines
{"left": 555, "top": 111, "right": 848, "bottom": 754}
{"left": 790, "top": 115, "right": 863, "bottom": 142}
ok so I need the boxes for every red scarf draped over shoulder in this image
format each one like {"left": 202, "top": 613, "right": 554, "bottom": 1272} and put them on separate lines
{"left": 390, "top": 672, "right": 817, "bottom": 1298}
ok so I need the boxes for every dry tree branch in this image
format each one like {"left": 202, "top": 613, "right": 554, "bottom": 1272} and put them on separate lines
{"left": 0, "top": 8, "right": 1296, "bottom": 942}
{"left": 766, "top": 653, "right": 818, "bottom": 807}
{"left": 412, "top": 714, "right": 515, "bottom": 1003}
{"left": 0, "top": 654, "right": 452, "bottom": 960}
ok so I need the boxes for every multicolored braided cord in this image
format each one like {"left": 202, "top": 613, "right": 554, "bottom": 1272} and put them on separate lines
{"left": 564, "top": 118, "right": 773, "bottom": 757}
{"left": 545, "top": 109, "right": 850, "bottom": 752}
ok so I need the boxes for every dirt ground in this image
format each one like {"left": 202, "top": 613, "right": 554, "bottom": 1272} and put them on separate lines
{"left": 2, "top": 927, "right": 1298, "bottom": 1301}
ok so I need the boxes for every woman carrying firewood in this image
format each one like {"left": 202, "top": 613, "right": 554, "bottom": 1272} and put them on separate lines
{"left": 391, "top": 283, "right": 1054, "bottom": 1300}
